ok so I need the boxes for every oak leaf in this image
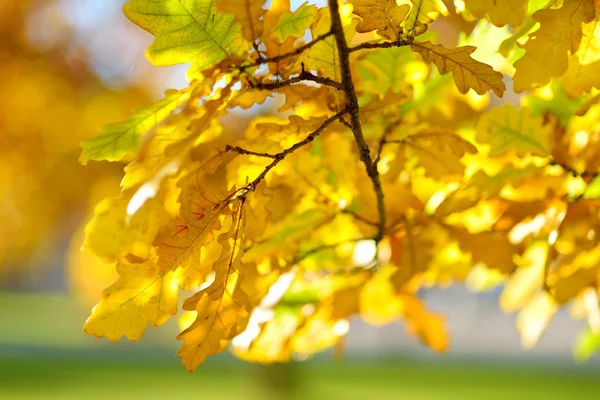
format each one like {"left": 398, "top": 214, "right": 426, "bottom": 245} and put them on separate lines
{"left": 512, "top": 0, "right": 596, "bottom": 92}
{"left": 350, "top": 0, "right": 410, "bottom": 40}
{"left": 83, "top": 258, "right": 179, "bottom": 341}
{"left": 269, "top": 1, "right": 318, "bottom": 42}
{"left": 411, "top": 40, "right": 506, "bottom": 96}
{"left": 80, "top": 89, "right": 190, "bottom": 164}
{"left": 124, "top": 0, "right": 249, "bottom": 78}
{"left": 394, "top": 130, "right": 477, "bottom": 179}
{"left": 476, "top": 104, "right": 551, "bottom": 157}
{"left": 302, "top": 7, "right": 358, "bottom": 80}
{"left": 176, "top": 203, "right": 250, "bottom": 371}
{"left": 216, "top": 0, "right": 267, "bottom": 42}
{"left": 464, "top": 0, "right": 528, "bottom": 27}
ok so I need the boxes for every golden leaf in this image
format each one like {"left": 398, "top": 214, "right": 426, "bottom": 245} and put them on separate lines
{"left": 464, "top": 0, "right": 528, "bottom": 27}
{"left": 84, "top": 258, "right": 179, "bottom": 341}
{"left": 393, "top": 130, "right": 477, "bottom": 179}
{"left": 448, "top": 226, "right": 517, "bottom": 274}
{"left": 516, "top": 292, "right": 557, "bottom": 349}
{"left": 176, "top": 202, "right": 250, "bottom": 371}
{"left": 411, "top": 40, "right": 506, "bottom": 96}
{"left": 216, "top": 0, "right": 267, "bottom": 42}
{"left": 302, "top": 7, "right": 358, "bottom": 80}
{"left": 155, "top": 175, "right": 231, "bottom": 291}
{"left": 405, "top": 0, "right": 448, "bottom": 35}
{"left": 268, "top": 1, "right": 318, "bottom": 43}
{"left": 350, "top": 0, "right": 410, "bottom": 40}
{"left": 513, "top": 0, "right": 596, "bottom": 92}
{"left": 476, "top": 104, "right": 551, "bottom": 157}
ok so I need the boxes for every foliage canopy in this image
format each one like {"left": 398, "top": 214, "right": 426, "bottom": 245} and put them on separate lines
{"left": 81, "top": 0, "right": 600, "bottom": 370}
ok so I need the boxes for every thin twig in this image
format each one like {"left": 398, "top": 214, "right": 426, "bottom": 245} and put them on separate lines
{"left": 241, "top": 31, "right": 334, "bottom": 69}
{"left": 329, "top": 0, "right": 386, "bottom": 242}
{"left": 225, "top": 145, "right": 277, "bottom": 159}
{"left": 251, "top": 70, "right": 343, "bottom": 91}
{"left": 293, "top": 238, "right": 364, "bottom": 264}
{"left": 243, "top": 109, "right": 348, "bottom": 191}
{"left": 340, "top": 209, "right": 378, "bottom": 227}
{"left": 349, "top": 38, "right": 414, "bottom": 53}
{"left": 294, "top": 166, "right": 379, "bottom": 227}
{"left": 549, "top": 160, "right": 597, "bottom": 179}
{"left": 374, "top": 120, "right": 401, "bottom": 166}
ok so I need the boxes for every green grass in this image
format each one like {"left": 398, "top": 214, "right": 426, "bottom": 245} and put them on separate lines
{"left": 1, "top": 353, "right": 598, "bottom": 400}
{"left": 1, "top": 292, "right": 598, "bottom": 399}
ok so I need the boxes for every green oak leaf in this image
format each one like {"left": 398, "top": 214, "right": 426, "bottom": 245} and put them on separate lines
{"left": 80, "top": 89, "right": 190, "bottom": 163}
{"left": 124, "top": 0, "right": 249, "bottom": 78}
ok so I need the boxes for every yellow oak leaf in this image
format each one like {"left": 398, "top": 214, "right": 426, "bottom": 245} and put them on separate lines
{"left": 154, "top": 176, "right": 231, "bottom": 291}
{"left": 302, "top": 7, "right": 358, "bottom": 81}
{"left": 390, "top": 223, "right": 441, "bottom": 289}
{"left": 176, "top": 203, "right": 250, "bottom": 371}
{"left": 393, "top": 130, "right": 477, "bottom": 179}
{"left": 448, "top": 226, "right": 517, "bottom": 274}
{"left": 350, "top": 0, "right": 410, "bottom": 40}
{"left": 548, "top": 245, "right": 600, "bottom": 304}
{"left": 405, "top": 0, "right": 448, "bottom": 35}
{"left": 561, "top": 13, "right": 600, "bottom": 96}
{"left": 84, "top": 188, "right": 173, "bottom": 264}
{"left": 401, "top": 295, "right": 448, "bottom": 353}
{"left": 124, "top": 0, "right": 249, "bottom": 78}
{"left": 84, "top": 258, "right": 179, "bottom": 341}
{"left": 516, "top": 292, "right": 557, "bottom": 349}
{"left": 360, "top": 266, "right": 448, "bottom": 352}
{"left": 216, "top": 0, "right": 267, "bottom": 42}
{"left": 80, "top": 89, "right": 191, "bottom": 164}
{"left": 122, "top": 81, "right": 230, "bottom": 190}
{"left": 360, "top": 266, "right": 405, "bottom": 325}
{"left": 464, "top": 0, "right": 528, "bottom": 27}
{"left": 269, "top": 1, "right": 318, "bottom": 43}
{"left": 500, "top": 241, "right": 548, "bottom": 312}
{"left": 357, "top": 47, "right": 416, "bottom": 96}
{"left": 475, "top": 104, "right": 551, "bottom": 157}
{"left": 411, "top": 41, "right": 506, "bottom": 96}
{"left": 435, "top": 167, "right": 531, "bottom": 217}
{"left": 561, "top": 58, "right": 600, "bottom": 96}
{"left": 513, "top": 0, "right": 596, "bottom": 92}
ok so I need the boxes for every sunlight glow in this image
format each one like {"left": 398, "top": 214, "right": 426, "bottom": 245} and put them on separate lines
{"left": 548, "top": 230, "right": 558, "bottom": 245}
{"left": 352, "top": 240, "right": 377, "bottom": 266}
{"left": 584, "top": 288, "right": 600, "bottom": 334}
{"left": 126, "top": 160, "right": 179, "bottom": 218}
{"left": 232, "top": 271, "right": 296, "bottom": 350}
{"left": 573, "top": 130, "right": 590, "bottom": 149}
{"left": 332, "top": 319, "right": 350, "bottom": 336}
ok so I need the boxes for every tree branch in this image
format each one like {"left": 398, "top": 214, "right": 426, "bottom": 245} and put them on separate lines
{"left": 349, "top": 38, "right": 414, "bottom": 53}
{"left": 243, "top": 109, "right": 348, "bottom": 191}
{"left": 328, "top": 0, "right": 386, "bottom": 242}
{"left": 241, "top": 31, "right": 334, "bottom": 69}
{"left": 549, "top": 160, "right": 597, "bottom": 179}
{"left": 225, "top": 145, "right": 278, "bottom": 159}
{"left": 251, "top": 70, "right": 343, "bottom": 91}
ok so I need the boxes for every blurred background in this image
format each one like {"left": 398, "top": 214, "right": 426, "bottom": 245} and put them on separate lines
{"left": 0, "top": 0, "right": 599, "bottom": 399}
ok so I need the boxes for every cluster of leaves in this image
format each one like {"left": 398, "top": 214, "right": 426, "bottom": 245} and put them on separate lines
{"left": 81, "top": 0, "right": 600, "bottom": 370}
